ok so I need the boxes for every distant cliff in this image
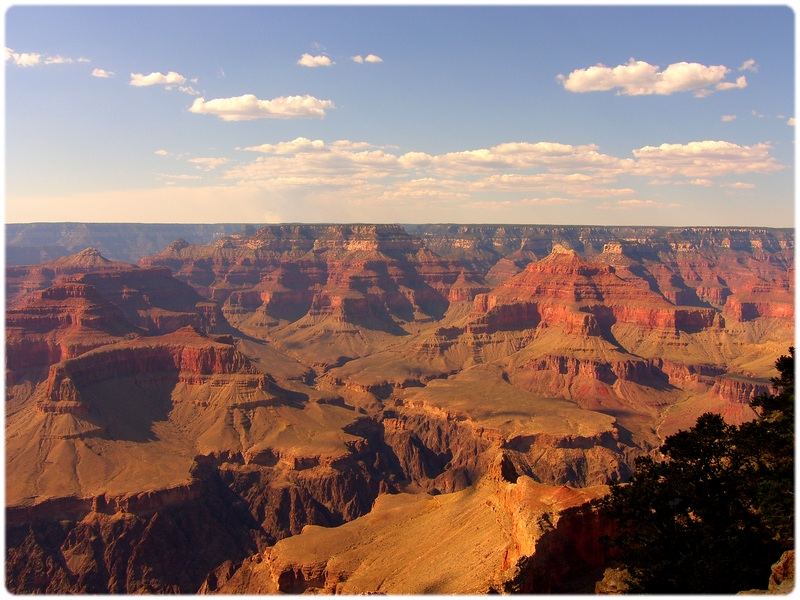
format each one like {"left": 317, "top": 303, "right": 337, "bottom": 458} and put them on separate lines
{"left": 8, "top": 223, "right": 793, "bottom": 265}
{"left": 6, "top": 223, "right": 254, "bottom": 265}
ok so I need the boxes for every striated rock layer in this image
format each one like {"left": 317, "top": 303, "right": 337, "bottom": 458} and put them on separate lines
{"left": 6, "top": 224, "right": 793, "bottom": 593}
{"left": 6, "top": 249, "right": 229, "bottom": 388}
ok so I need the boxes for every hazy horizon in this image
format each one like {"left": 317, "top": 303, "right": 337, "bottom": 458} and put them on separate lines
{"left": 5, "top": 221, "right": 797, "bottom": 230}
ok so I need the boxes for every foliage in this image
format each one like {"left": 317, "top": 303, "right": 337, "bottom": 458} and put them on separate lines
{"left": 601, "top": 348, "right": 794, "bottom": 593}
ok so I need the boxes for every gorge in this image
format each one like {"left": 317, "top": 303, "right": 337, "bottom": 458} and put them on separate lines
{"left": 5, "top": 223, "right": 794, "bottom": 593}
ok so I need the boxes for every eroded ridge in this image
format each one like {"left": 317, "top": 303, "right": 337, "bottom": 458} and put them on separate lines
{"left": 6, "top": 225, "right": 794, "bottom": 593}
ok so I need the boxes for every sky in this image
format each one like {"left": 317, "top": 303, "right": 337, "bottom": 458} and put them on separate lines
{"left": 4, "top": 5, "right": 796, "bottom": 226}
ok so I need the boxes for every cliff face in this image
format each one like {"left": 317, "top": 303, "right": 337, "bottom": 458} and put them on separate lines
{"left": 6, "top": 249, "right": 229, "bottom": 387}
{"left": 6, "top": 224, "right": 794, "bottom": 594}
{"left": 6, "top": 223, "right": 251, "bottom": 265}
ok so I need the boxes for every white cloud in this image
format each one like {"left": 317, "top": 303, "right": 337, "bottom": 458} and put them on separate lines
{"left": 715, "top": 75, "right": 747, "bottom": 91}
{"left": 43, "top": 55, "right": 75, "bottom": 65}
{"left": 398, "top": 141, "right": 627, "bottom": 173}
{"left": 177, "top": 85, "right": 201, "bottom": 96}
{"left": 226, "top": 136, "right": 783, "bottom": 202}
{"left": 752, "top": 109, "right": 766, "bottom": 119}
{"left": 91, "top": 68, "right": 114, "bottom": 78}
{"left": 631, "top": 140, "right": 782, "bottom": 178}
{"left": 189, "top": 94, "right": 334, "bottom": 121}
{"left": 6, "top": 47, "right": 90, "bottom": 68}
{"left": 297, "top": 53, "right": 334, "bottom": 68}
{"left": 188, "top": 157, "right": 229, "bottom": 171}
{"left": 788, "top": 117, "right": 796, "bottom": 127}
{"left": 243, "top": 137, "right": 328, "bottom": 154}
{"left": 5, "top": 47, "right": 41, "bottom": 67}
{"left": 11, "top": 135, "right": 786, "bottom": 223}
{"left": 468, "top": 173, "right": 634, "bottom": 198}
{"left": 721, "top": 114, "right": 737, "bottom": 123}
{"left": 739, "top": 58, "right": 758, "bottom": 72}
{"left": 128, "top": 71, "right": 199, "bottom": 95}
{"left": 558, "top": 58, "right": 746, "bottom": 97}
{"left": 130, "top": 71, "right": 187, "bottom": 87}
{"left": 353, "top": 54, "right": 383, "bottom": 64}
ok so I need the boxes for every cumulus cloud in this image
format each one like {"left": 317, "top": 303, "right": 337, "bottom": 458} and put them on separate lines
{"left": 91, "top": 68, "right": 114, "bottom": 78}
{"left": 468, "top": 173, "right": 634, "bottom": 198}
{"left": 297, "top": 53, "right": 334, "bottom": 67}
{"left": 6, "top": 47, "right": 91, "bottom": 68}
{"left": 739, "top": 58, "right": 758, "bottom": 72}
{"left": 398, "top": 141, "right": 627, "bottom": 173}
{"left": 5, "top": 47, "right": 41, "bottom": 67}
{"left": 352, "top": 54, "right": 383, "bottom": 64}
{"left": 226, "top": 136, "right": 783, "bottom": 202}
{"left": 10, "top": 47, "right": 86, "bottom": 67}
{"left": 243, "top": 137, "right": 328, "bottom": 154}
{"left": 189, "top": 94, "right": 334, "bottom": 121}
{"left": 188, "top": 157, "right": 229, "bottom": 171}
{"left": 788, "top": 117, "right": 796, "bottom": 127}
{"left": 715, "top": 75, "right": 747, "bottom": 91}
{"left": 721, "top": 114, "right": 737, "bottom": 123}
{"left": 134, "top": 136, "right": 788, "bottom": 221}
{"left": 130, "top": 71, "right": 187, "bottom": 87}
{"left": 631, "top": 140, "right": 782, "bottom": 179}
{"left": 15, "top": 134, "right": 786, "bottom": 223}
{"left": 558, "top": 58, "right": 747, "bottom": 97}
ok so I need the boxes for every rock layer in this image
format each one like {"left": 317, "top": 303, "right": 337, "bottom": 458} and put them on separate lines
{"left": 6, "top": 224, "right": 794, "bottom": 594}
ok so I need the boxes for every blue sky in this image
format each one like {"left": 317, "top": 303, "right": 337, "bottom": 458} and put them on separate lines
{"left": 5, "top": 6, "right": 795, "bottom": 225}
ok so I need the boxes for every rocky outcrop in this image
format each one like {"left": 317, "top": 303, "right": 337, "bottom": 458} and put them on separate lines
{"left": 712, "top": 376, "right": 771, "bottom": 404}
{"left": 6, "top": 224, "right": 794, "bottom": 595}
{"left": 37, "top": 328, "right": 267, "bottom": 412}
{"left": 521, "top": 355, "right": 668, "bottom": 388}
{"left": 6, "top": 251, "right": 229, "bottom": 385}
{"left": 504, "top": 500, "right": 616, "bottom": 593}
{"left": 5, "top": 462, "right": 262, "bottom": 594}
{"left": 207, "top": 477, "right": 609, "bottom": 594}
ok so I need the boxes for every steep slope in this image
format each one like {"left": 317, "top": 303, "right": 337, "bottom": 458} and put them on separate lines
{"left": 142, "top": 225, "right": 487, "bottom": 368}
{"left": 6, "top": 249, "right": 227, "bottom": 388}
{"left": 6, "top": 224, "right": 794, "bottom": 594}
{"left": 207, "top": 476, "right": 609, "bottom": 594}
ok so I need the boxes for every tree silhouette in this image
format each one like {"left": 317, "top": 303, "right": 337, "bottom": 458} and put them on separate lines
{"left": 601, "top": 348, "right": 794, "bottom": 593}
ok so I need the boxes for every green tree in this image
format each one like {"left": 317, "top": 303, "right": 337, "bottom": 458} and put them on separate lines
{"left": 601, "top": 349, "right": 794, "bottom": 593}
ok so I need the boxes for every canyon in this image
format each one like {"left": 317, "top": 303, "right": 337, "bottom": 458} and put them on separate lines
{"left": 5, "top": 224, "right": 794, "bottom": 593}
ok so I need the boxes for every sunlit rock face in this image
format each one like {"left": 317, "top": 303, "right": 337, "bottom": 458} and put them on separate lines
{"left": 6, "top": 225, "right": 793, "bottom": 593}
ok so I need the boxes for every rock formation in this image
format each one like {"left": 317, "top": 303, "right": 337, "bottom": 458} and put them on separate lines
{"left": 5, "top": 224, "right": 794, "bottom": 593}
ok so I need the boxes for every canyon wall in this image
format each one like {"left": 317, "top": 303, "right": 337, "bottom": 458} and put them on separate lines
{"left": 6, "top": 224, "right": 793, "bottom": 593}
